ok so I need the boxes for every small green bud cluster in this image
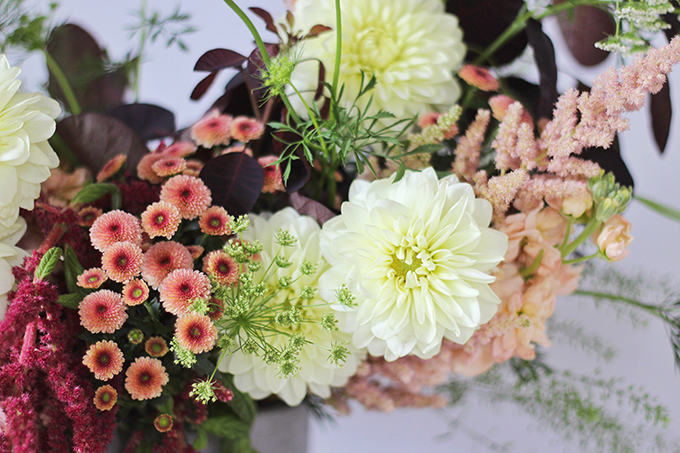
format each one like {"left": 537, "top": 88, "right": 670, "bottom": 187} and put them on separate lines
{"left": 595, "top": 0, "right": 673, "bottom": 54}
{"left": 588, "top": 172, "right": 632, "bottom": 222}
{"left": 232, "top": 215, "right": 250, "bottom": 234}
{"left": 337, "top": 285, "right": 357, "bottom": 308}
{"left": 189, "top": 298, "right": 209, "bottom": 315}
{"left": 299, "top": 260, "right": 317, "bottom": 276}
{"left": 275, "top": 229, "right": 298, "bottom": 247}
{"left": 275, "top": 307, "right": 302, "bottom": 327}
{"left": 128, "top": 329, "right": 144, "bottom": 345}
{"left": 328, "top": 342, "right": 350, "bottom": 366}
{"left": 190, "top": 379, "right": 218, "bottom": 404}
{"left": 261, "top": 53, "right": 298, "bottom": 98}
{"left": 170, "top": 337, "right": 197, "bottom": 368}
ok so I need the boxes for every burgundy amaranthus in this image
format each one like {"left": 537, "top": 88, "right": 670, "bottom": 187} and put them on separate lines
{"left": 0, "top": 251, "right": 116, "bottom": 453}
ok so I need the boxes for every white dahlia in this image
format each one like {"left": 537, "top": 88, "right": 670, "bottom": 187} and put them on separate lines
{"left": 0, "top": 217, "right": 27, "bottom": 320}
{"left": 287, "top": 0, "right": 465, "bottom": 121}
{"left": 0, "top": 55, "right": 61, "bottom": 228}
{"left": 319, "top": 168, "right": 508, "bottom": 361}
{"left": 218, "top": 208, "right": 364, "bottom": 406}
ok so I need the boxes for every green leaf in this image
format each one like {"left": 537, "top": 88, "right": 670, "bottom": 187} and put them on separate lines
{"left": 71, "top": 183, "right": 122, "bottom": 206}
{"left": 63, "top": 245, "right": 84, "bottom": 294}
{"left": 57, "top": 293, "right": 83, "bottom": 309}
{"left": 635, "top": 195, "right": 680, "bottom": 224}
{"left": 35, "top": 247, "right": 63, "bottom": 280}
{"left": 401, "top": 143, "right": 443, "bottom": 157}
{"left": 393, "top": 161, "right": 406, "bottom": 183}
{"left": 201, "top": 414, "right": 251, "bottom": 439}
{"left": 193, "top": 427, "right": 209, "bottom": 450}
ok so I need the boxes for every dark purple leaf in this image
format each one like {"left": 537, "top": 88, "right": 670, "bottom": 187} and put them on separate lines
{"left": 199, "top": 152, "right": 264, "bottom": 216}
{"left": 580, "top": 135, "right": 634, "bottom": 189}
{"left": 526, "top": 20, "right": 558, "bottom": 120}
{"left": 106, "top": 103, "right": 175, "bottom": 141}
{"left": 249, "top": 7, "right": 278, "bottom": 34}
{"left": 651, "top": 81, "right": 672, "bottom": 154}
{"left": 289, "top": 193, "right": 336, "bottom": 225}
{"left": 663, "top": 2, "right": 680, "bottom": 42}
{"left": 210, "top": 75, "right": 258, "bottom": 117}
{"left": 194, "top": 48, "right": 248, "bottom": 72}
{"left": 556, "top": 3, "right": 613, "bottom": 66}
{"left": 191, "top": 72, "right": 219, "bottom": 101}
{"left": 283, "top": 158, "right": 310, "bottom": 194}
{"left": 56, "top": 113, "right": 147, "bottom": 173}
{"left": 306, "top": 25, "right": 332, "bottom": 38}
{"left": 46, "top": 24, "right": 128, "bottom": 113}
{"left": 315, "top": 61, "right": 326, "bottom": 101}
{"left": 446, "top": 0, "right": 528, "bottom": 65}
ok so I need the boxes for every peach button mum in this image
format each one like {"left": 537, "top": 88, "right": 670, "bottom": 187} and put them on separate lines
{"left": 79, "top": 290, "right": 128, "bottom": 334}
{"left": 124, "top": 357, "right": 169, "bottom": 401}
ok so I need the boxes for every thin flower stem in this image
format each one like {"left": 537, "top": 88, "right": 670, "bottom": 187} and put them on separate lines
{"left": 573, "top": 289, "right": 666, "bottom": 318}
{"left": 134, "top": 0, "right": 148, "bottom": 102}
{"left": 560, "top": 217, "right": 574, "bottom": 251}
{"left": 560, "top": 216, "right": 601, "bottom": 258}
{"left": 43, "top": 51, "right": 81, "bottom": 115}
{"left": 332, "top": 0, "right": 342, "bottom": 101}
{"left": 562, "top": 252, "right": 598, "bottom": 265}
{"left": 519, "top": 249, "right": 544, "bottom": 278}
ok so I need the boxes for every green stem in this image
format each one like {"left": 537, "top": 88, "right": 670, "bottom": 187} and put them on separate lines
{"left": 560, "top": 216, "right": 601, "bottom": 258}
{"left": 332, "top": 0, "right": 342, "bottom": 100}
{"left": 223, "top": 0, "right": 271, "bottom": 67}
{"left": 573, "top": 290, "right": 664, "bottom": 317}
{"left": 134, "top": 0, "right": 148, "bottom": 102}
{"left": 44, "top": 51, "right": 81, "bottom": 115}
{"left": 290, "top": 83, "right": 329, "bottom": 157}
{"left": 519, "top": 249, "right": 544, "bottom": 278}
{"left": 560, "top": 217, "right": 574, "bottom": 251}
{"left": 562, "top": 252, "right": 598, "bottom": 265}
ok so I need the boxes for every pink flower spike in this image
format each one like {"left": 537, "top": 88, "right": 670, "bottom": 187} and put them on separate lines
{"left": 90, "top": 210, "right": 143, "bottom": 252}
{"left": 141, "top": 201, "right": 181, "bottom": 239}
{"left": 141, "top": 241, "right": 194, "bottom": 290}
{"left": 175, "top": 312, "right": 218, "bottom": 354}
{"left": 160, "top": 269, "right": 211, "bottom": 316}
{"left": 77, "top": 268, "right": 108, "bottom": 289}
{"left": 160, "top": 175, "right": 212, "bottom": 219}
{"left": 79, "top": 290, "right": 128, "bottom": 334}
{"left": 191, "top": 111, "right": 233, "bottom": 147}
{"left": 96, "top": 154, "right": 127, "bottom": 183}
{"left": 102, "top": 242, "right": 144, "bottom": 283}
{"left": 199, "top": 206, "right": 232, "bottom": 236}
{"left": 230, "top": 116, "right": 265, "bottom": 143}
{"left": 258, "top": 156, "right": 284, "bottom": 193}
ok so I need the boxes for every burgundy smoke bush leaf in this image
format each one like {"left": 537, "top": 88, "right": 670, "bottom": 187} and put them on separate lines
{"left": 46, "top": 24, "right": 127, "bottom": 113}
{"left": 283, "top": 158, "right": 310, "bottom": 194}
{"left": 307, "top": 24, "right": 333, "bottom": 38}
{"left": 56, "top": 113, "right": 147, "bottom": 173}
{"left": 199, "top": 152, "right": 264, "bottom": 216}
{"left": 191, "top": 71, "right": 219, "bottom": 101}
{"left": 446, "top": 0, "right": 528, "bottom": 64}
{"left": 289, "top": 193, "right": 336, "bottom": 225}
{"left": 315, "top": 61, "right": 326, "bottom": 101}
{"left": 651, "top": 81, "right": 672, "bottom": 154}
{"left": 194, "top": 48, "right": 248, "bottom": 72}
{"left": 526, "top": 20, "right": 558, "bottom": 119}
{"left": 556, "top": 3, "right": 614, "bottom": 66}
{"left": 249, "top": 7, "right": 278, "bottom": 34}
{"left": 209, "top": 74, "right": 258, "bottom": 117}
{"left": 580, "top": 135, "right": 634, "bottom": 189}
{"left": 106, "top": 103, "right": 176, "bottom": 140}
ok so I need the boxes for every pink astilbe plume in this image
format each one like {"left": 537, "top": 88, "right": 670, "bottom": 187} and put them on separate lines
{"left": 452, "top": 109, "right": 489, "bottom": 182}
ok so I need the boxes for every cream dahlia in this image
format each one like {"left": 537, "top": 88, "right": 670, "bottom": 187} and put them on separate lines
{"left": 0, "top": 217, "right": 26, "bottom": 321}
{"left": 0, "top": 55, "right": 60, "bottom": 227}
{"left": 219, "top": 208, "right": 364, "bottom": 406}
{"left": 319, "top": 168, "right": 508, "bottom": 361}
{"left": 287, "top": 0, "right": 465, "bottom": 121}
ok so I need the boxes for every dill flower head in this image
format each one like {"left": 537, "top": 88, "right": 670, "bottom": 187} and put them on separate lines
{"left": 90, "top": 210, "right": 142, "bottom": 252}
{"left": 141, "top": 241, "right": 194, "bottom": 290}
{"left": 0, "top": 55, "right": 61, "bottom": 228}
{"left": 160, "top": 175, "right": 212, "bottom": 220}
{"left": 124, "top": 357, "right": 169, "bottom": 401}
{"left": 288, "top": 0, "right": 465, "bottom": 121}
{"left": 82, "top": 340, "right": 124, "bottom": 381}
{"left": 101, "top": 241, "right": 143, "bottom": 283}
{"left": 175, "top": 312, "right": 218, "bottom": 354}
{"left": 319, "top": 168, "right": 508, "bottom": 361}
{"left": 93, "top": 385, "right": 118, "bottom": 411}
{"left": 219, "top": 208, "right": 364, "bottom": 406}
{"left": 79, "top": 290, "right": 128, "bottom": 334}
{"left": 160, "top": 268, "right": 212, "bottom": 316}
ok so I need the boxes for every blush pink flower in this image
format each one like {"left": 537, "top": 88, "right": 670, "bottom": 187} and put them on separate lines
{"left": 96, "top": 154, "right": 127, "bottom": 182}
{"left": 125, "top": 357, "right": 169, "bottom": 401}
{"left": 137, "top": 153, "right": 166, "bottom": 184}
{"left": 145, "top": 336, "right": 169, "bottom": 357}
{"left": 79, "top": 290, "right": 128, "bottom": 334}
{"left": 595, "top": 214, "right": 633, "bottom": 262}
{"left": 186, "top": 245, "right": 205, "bottom": 260}
{"left": 160, "top": 175, "right": 212, "bottom": 219}
{"left": 141, "top": 241, "right": 194, "bottom": 289}
{"left": 161, "top": 141, "right": 197, "bottom": 158}
{"left": 90, "top": 210, "right": 142, "bottom": 252}
{"left": 258, "top": 156, "right": 284, "bottom": 193}
{"left": 175, "top": 312, "right": 218, "bottom": 354}
{"left": 458, "top": 65, "right": 500, "bottom": 91}
{"left": 191, "top": 111, "right": 233, "bottom": 147}
{"left": 202, "top": 250, "right": 239, "bottom": 286}
{"left": 82, "top": 340, "right": 125, "bottom": 380}
{"left": 141, "top": 201, "right": 182, "bottom": 239}
{"left": 77, "top": 206, "right": 103, "bottom": 227}
{"left": 183, "top": 159, "right": 204, "bottom": 177}
{"left": 94, "top": 385, "right": 118, "bottom": 411}
{"left": 489, "top": 95, "right": 534, "bottom": 125}
{"left": 221, "top": 144, "right": 253, "bottom": 156}
{"left": 160, "top": 269, "right": 212, "bottom": 316}
{"left": 102, "top": 242, "right": 144, "bottom": 283}
{"left": 230, "top": 116, "right": 265, "bottom": 142}
{"left": 122, "top": 279, "right": 150, "bottom": 306}
{"left": 77, "top": 268, "right": 108, "bottom": 289}
{"left": 198, "top": 206, "right": 232, "bottom": 236}
{"left": 152, "top": 157, "right": 187, "bottom": 178}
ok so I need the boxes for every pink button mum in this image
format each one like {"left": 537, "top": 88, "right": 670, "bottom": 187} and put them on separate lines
{"left": 125, "top": 357, "right": 169, "bottom": 401}
{"left": 102, "top": 242, "right": 144, "bottom": 283}
{"left": 90, "top": 210, "right": 142, "bottom": 252}
{"left": 145, "top": 336, "right": 169, "bottom": 358}
{"left": 141, "top": 201, "right": 181, "bottom": 239}
{"left": 191, "top": 111, "right": 233, "bottom": 147}
{"left": 77, "top": 206, "right": 103, "bottom": 227}
{"left": 94, "top": 385, "right": 118, "bottom": 411}
{"left": 77, "top": 268, "right": 107, "bottom": 289}
{"left": 82, "top": 340, "right": 124, "bottom": 381}
{"left": 160, "top": 175, "right": 212, "bottom": 219}
{"left": 152, "top": 157, "right": 187, "bottom": 178}
{"left": 230, "top": 116, "right": 264, "bottom": 143}
{"left": 258, "top": 156, "right": 284, "bottom": 193}
{"left": 198, "top": 206, "right": 232, "bottom": 236}
{"left": 175, "top": 312, "right": 218, "bottom": 354}
{"left": 79, "top": 290, "right": 128, "bottom": 334}
{"left": 122, "top": 278, "right": 150, "bottom": 306}
{"left": 202, "top": 250, "right": 239, "bottom": 286}
{"left": 141, "top": 241, "right": 194, "bottom": 290}
{"left": 159, "top": 269, "right": 212, "bottom": 316}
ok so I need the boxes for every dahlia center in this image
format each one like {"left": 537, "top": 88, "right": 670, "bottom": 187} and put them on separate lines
{"left": 117, "top": 256, "right": 128, "bottom": 266}
{"left": 152, "top": 343, "right": 162, "bottom": 352}
{"left": 98, "top": 304, "right": 108, "bottom": 314}
{"left": 390, "top": 255, "right": 422, "bottom": 279}
{"left": 353, "top": 28, "right": 399, "bottom": 71}
{"left": 100, "top": 392, "right": 111, "bottom": 403}
{"left": 180, "top": 284, "right": 190, "bottom": 293}
{"left": 88, "top": 276, "right": 99, "bottom": 283}
{"left": 217, "top": 261, "right": 230, "bottom": 274}
{"left": 181, "top": 189, "right": 191, "bottom": 199}
{"left": 155, "top": 214, "right": 165, "bottom": 224}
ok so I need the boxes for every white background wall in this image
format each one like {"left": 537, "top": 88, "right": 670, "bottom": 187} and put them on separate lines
{"left": 15, "top": 1, "right": 680, "bottom": 451}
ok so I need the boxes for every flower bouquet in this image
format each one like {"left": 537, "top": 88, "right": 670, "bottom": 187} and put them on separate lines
{"left": 1, "top": 0, "right": 680, "bottom": 451}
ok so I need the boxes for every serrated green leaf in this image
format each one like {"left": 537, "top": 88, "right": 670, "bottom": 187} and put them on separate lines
{"left": 63, "top": 245, "right": 85, "bottom": 294}
{"left": 35, "top": 247, "right": 63, "bottom": 280}
{"left": 71, "top": 183, "right": 121, "bottom": 206}
{"left": 57, "top": 293, "right": 83, "bottom": 309}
